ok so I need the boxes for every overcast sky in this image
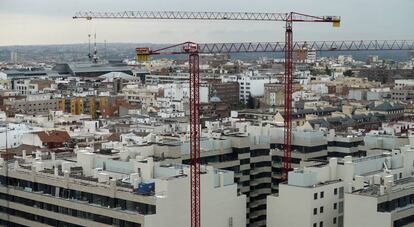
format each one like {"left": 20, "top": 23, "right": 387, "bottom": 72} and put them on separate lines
{"left": 0, "top": 0, "right": 413, "bottom": 46}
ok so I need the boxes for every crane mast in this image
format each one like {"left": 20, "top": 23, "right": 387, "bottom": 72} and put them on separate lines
{"left": 189, "top": 52, "right": 200, "bottom": 227}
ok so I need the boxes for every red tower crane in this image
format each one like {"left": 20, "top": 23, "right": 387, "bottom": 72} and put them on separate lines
{"left": 134, "top": 39, "right": 414, "bottom": 227}
{"left": 74, "top": 11, "right": 414, "bottom": 227}
{"left": 73, "top": 11, "right": 342, "bottom": 227}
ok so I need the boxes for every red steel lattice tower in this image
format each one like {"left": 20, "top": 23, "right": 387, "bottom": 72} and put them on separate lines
{"left": 188, "top": 49, "right": 201, "bottom": 227}
{"left": 284, "top": 14, "right": 294, "bottom": 179}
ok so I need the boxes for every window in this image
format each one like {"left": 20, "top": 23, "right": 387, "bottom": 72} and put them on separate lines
{"left": 313, "top": 223, "right": 317, "bottom": 227}
{"left": 320, "top": 206, "right": 324, "bottom": 213}
{"left": 334, "top": 188, "right": 338, "bottom": 195}
{"left": 240, "top": 159, "right": 249, "bottom": 165}
{"left": 320, "top": 191, "right": 324, "bottom": 198}
{"left": 319, "top": 221, "right": 323, "bottom": 227}
{"left": 338, "top": 216, "right": 344, "bottom": 227}
{"left": 314, "top": 193, "right": 318, "bottom": 200}
{"left": 339, "top": 187, "right": 344, "bottom": 199}
{"left": 334, "top": 203, "right": 337, "bottom": 210}
{"left": 333, "top": 217, "right": 337, "bottom": 224}
{"left": 339, "top": 202, "right": 344, "bottom": 213}
{"left": 313, "top": 208, "right": 317, "bottom": 215}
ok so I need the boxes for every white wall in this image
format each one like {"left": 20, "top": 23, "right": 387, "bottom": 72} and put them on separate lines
{"left": 160, "top": 83, "right": 209, "bottom": 103}
{"left": 236, "top": 71, "right": 277, "bottom": 103}
{"left": 0, "top": 124, "right": 39, "bottom": 149}
{"left": 268, "top": 182, "right": 343, "bottom": 227}
{"left": 145, "top": 171, "right": 246, "bottom": 227}
{"left": 0, "top": 72, "right": 7, "bottom": 80}
{"left": 344, "top": 194, "right": 391, "bottom": 227}
{"left": 267, "top": 184, "right": 312, "bottom": 227}
{"left": 21, "top": 133, "right": 43, "bottom": 147}
{"left": 83, "top": 121, "right": 98, "bottom": 133}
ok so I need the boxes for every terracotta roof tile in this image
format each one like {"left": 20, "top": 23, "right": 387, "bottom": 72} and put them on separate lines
{"left": 33, "top": 130, "right": 71, "bottom": 143}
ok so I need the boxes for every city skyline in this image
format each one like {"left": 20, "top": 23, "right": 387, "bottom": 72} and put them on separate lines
{"left": 1, "top": 0, "right": 413, "bottom": 46}
{"left": 1, "top": 2, "right": 414, "bottom": 227}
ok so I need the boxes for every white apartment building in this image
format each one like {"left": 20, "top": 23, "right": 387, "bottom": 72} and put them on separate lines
{"left": 159, "top": 83, "right": 209, "bottom": 103}
{"left": 345, "top": 174, "right": 414, "bottom": 227}
{"left": 297, "top": 70, "right": 312, "bottom": 85}
{"left": 307, "top": 49, "right": 317, "bottom": 64}
{"left": 307, "top": 83, "right": 329, "bottom": 94}
{"left": 327, "top": 130, "right": 365, "bottom": 157}
{"left": 13, "top": 79, "right": 37, "bottom": 95}
{"left": 0, "top": 123, "right": 40, "bottom": 149}
{"left": 409, "top": 55, "right": 414, "bottom": 69}
{"left": 392, "top": 79, "right": 414, "bottom": 101}
{"left": 222, "top": 71, "right": 277, "bottom": 103}
{"left": 157, "top": 109, "right": 186, "bottom": 119}
{"left": 267, "top": 144, "right": 414, "bottom": 227}
{"left": 337, "top": 55, "right": 354, "bottom": 65}
{"left": 156, "top": 98, "right": 185, "bottom": 112}
{"left": 364, "top": 131, "right": 410, "bottom": 152}
{"left": 145, "top": 73, "right": 189, "bottom": 84}
{"left": 268, "top": 167, "right": 344, "bottom": 227}
{"left": 121, "top": 85, "right": 159, "bottom": 107}
{"left": 0, "top": 148, "right": 246, "bottom": 227}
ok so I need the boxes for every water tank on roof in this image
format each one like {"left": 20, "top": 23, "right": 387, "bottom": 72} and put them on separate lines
{"left": 391, "top": 154, "right": 403, "bottom": 169}
{"left": 137, "top": 181, "right": 155, "bottom": 195}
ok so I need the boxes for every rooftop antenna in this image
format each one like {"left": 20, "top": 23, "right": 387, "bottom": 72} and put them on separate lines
{"left": 5, "top": 123, "right": 7, "bottom": 152}
{"left": 93, "top": 33, "right": 98, "bottom": 63}
{"left": 88, "top": 34, "right": 92, "bottom": 61}
{"left": 104, "top": 40, "right": 107, "bottom": 60}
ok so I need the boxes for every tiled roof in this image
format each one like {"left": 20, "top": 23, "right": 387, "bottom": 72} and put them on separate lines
{"left": 371, "top": 101, "right": 404, "bottom": 111}
{"left": 33, "top": 130, "right": 70, "bottom": 143}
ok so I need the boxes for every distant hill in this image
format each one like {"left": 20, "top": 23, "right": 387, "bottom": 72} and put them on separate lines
{"left": 0, "top": 43, "right": 412, "bottom": 63}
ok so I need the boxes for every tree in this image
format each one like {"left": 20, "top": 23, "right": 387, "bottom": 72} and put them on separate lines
{"left": 247, "top": 94, "right": 255, "bottom": 109}
{"left": 310, "top": 68, "right": 324, "bottom": 76}
{"left": 343, "top": 70, "right": 354, "bottom": 77}
{"left": 325, "top": 66, "right": 332, "bottom": 76}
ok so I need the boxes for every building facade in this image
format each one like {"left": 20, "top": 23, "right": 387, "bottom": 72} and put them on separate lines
{"left": 0, "top": 148, "right": 246, "bottom": 227}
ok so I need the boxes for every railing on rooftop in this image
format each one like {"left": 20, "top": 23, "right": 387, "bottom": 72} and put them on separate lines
{"left": 393, "top": 176, "right": 414, "bottom": 186}
{"left": 353, "top": 154, "right": 386, "bottom": 163}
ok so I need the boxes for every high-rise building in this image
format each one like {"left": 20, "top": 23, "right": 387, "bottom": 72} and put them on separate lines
{"left": 222, "top": 71, "right": 277, "bottom": 104}
{"left": 345, "top": 175, "right": 414, "bottom": 227}
{"left": 267, "top": 145, "right": 414, "bottom": 227}
{"left": 391, "top": 79, "right": 414, "bottom": 101}
{"left": 10, "top": 51, "right": 18, "bottom": 64}
{"left": 0, "top": 148, "right": 246, "bottom": 227}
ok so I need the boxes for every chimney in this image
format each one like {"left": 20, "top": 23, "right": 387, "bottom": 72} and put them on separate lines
{"left": 379, "top": 185, "right": 385, "bottom": 195}
{"left": 147, "top": 157, "right": 154, "bottom": 178}
{"left": 373, "top": 175, "right": 381, "bottom": 185}
{"left": 219, "top": 172, "right": 224, "bottom": 187}
{"left": 354, "top": 176, "right": 364, "bottom": 190}
{"left": 384, "top": 175, "right": 393, "bottom": 194}
{"left": 54, "top": 166, "right": 59, "bottom": 176}
{"left": 329, "top": 158, "right": 338, "bottom": 180}
{"left": 35, "top": 150, "right": 41, "bottom": 160}
{"left": 344, "top": 159, "right": 354, "bottom": 193}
